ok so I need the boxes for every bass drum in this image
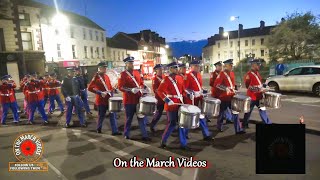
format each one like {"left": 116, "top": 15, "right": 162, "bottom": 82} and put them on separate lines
{"left": 105, "top": 69, "right": 120, "bottom": 89}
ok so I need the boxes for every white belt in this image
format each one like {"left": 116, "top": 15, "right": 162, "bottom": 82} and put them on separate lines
{"left": 167, "top": 95, "right": 182, "bottom": 98}
{"left": 1, "top": 93, "right": 12, "bottom": 96}
{"left": 28, "top": 90, "right": 40, "bottom": 94}
{"left": 45, "top": 87, "right": 59, "bottom": 90}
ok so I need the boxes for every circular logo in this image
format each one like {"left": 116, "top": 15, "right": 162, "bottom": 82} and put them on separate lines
{"left": 13, "top": 133, "right": 44, "bottom": 162}
{"left": 268, "top": 137, "right": 294, "bottom": 159}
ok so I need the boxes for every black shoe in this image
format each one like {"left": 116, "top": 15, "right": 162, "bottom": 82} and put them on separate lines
{"left": 112, "top": 132, "right": 122, "bottom": 136}
{"left": 81, "top": 124, "right": 87, "bottom": 128}
{"left": 180, "top": 146, "right": 192, "bottom": 151}
{"left": 14, "top": 121, "right": 19, "bottom": 125}
{"left": 207, "top": 119, "right": 211, "bottom": 123}
{"left": 243, "top": 124, "right": 249, "bottom": 129}
{"left": 160, "top": 143, "right": 167, "bottom": 149}
{"left": 203, "top": 136, "right": 214, "bottom": 141}
{"left": 124, "top": 136, "right": 130, "bottom": 140}
{"left": 65, "top": 123, "right": 70, "bottom": 128}
{"left": 186, "top": 136, "right": 190, "bottom": 139}
{"left": 236, "top": 131, "right": 246, "bottom": 135}
{"left": 96, "top": 129, "right": 102, "bottom": 133}
{"left": 142, "top": 137, "right": 151, "bottom": 141}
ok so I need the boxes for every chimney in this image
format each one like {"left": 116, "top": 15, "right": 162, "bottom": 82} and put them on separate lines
{"left": 260, "top": 21, "right": 265, "bottom": 29}
{"left": 219, "top": 27, "right": 224, "bottom": 36}
{"left": 149, "top": 32, "right": 152, "bottom": 43}
{"left": 140, "top": 31, "right": 144, "bottom": 41}
{"left": 239, "top": 24, "right": 243, "bottom": 31}
{"left": 163, "top": 38, "right": 166, "bottom": 44}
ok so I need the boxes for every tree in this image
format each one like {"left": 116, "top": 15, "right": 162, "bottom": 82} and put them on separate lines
{"left": 267, "top": 11, "right": 320, "bottom": 60}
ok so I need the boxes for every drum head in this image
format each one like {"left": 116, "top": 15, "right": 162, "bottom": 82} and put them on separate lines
{"left": 110, "top": 97, "right": 123, "bottom": 100}
{"left": 141, "top": 96, "right": 157, "bottom": 103}
{"left": 105, "top": 69, "right": 119, "bottom": 89}
{"left": 180, "top": 105, "right": 201, "bottom": 113}
{"left": 204, "top": 97, "right": 221, "bottom": 103}
{"left": 265, "top": 92, "right": 281, "bottom": 96}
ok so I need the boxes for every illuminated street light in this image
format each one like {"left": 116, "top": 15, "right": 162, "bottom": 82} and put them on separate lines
{"left": 51, "top": 13, "right": 69, "bottom": 27}
{"left": 144, "top": 46, "right": 148, "bottom": 51}
{"left": 230, "top": 16, "right": 239, "bottom": 21}
{"left": 165, "top": 45, "right": 169, "bottom": 48}
{"left": 230, "top": 15, "right": 242, "bottom": 86}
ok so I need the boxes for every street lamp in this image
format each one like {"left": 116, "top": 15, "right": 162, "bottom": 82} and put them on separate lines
{"left": 144, "top": 46, "right": 148, "bottom": 51}
{"left": 51, "top": 13, "right": 69, "bottom": 27}
{"left": 223, "top": 32, "right": 230, "bottom": 55}
{"left": 165, "top": 45, "right": 169, "bottom": 48}
{"left": 230, "top": 15, "right": 242, "bottom": 85}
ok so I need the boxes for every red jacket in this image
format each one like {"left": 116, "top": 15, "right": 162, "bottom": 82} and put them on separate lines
{"left": 47, "top": 79, "right": 61, "bottom": 96}
{"left": 118, "top": 70, "right": 144, "bottom": 105}
{"left": 20, "top": 78, "right": 29, "bottom": 100}
{"left": 0, "top": 81, "right": 17, "bottom": 103}
{"left": 214, "top": 71, "right": 236, "bottom": 101}
{"left": 184, "top": 71, "right": 203, "bottom": 105}
{"left": 210, "top": 70, "right": 220, "bottom": 97}
{"left": 245, "top": 70, "right": 263, "bottom": 101}
{"left": 23, "top": 80, "right": 45, "bottom": 103}
{"left": 88, "top": 73, "right": 113, "bottom": 106}
{"left": 42, "top": 80, "right": 49, "bottom": 97}
{"left": 157, "top": 73, "right": 186, "bottom": 112}
{"left": 152, "top": 75, "right": 164, "bottom": 105}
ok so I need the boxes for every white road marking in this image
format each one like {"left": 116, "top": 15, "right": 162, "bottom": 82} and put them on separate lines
{"left": 42, "top": 156, "right": 69, "bottom": 180}
{"left": 302, "top": 104, "right": 320, "bottom": 108}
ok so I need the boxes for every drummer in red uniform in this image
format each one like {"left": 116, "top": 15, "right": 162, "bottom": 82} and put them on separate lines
{"left": 150, "top": 64, "right": 165, "bottom": 133}
{"left": 184, "top": 60, "right": 213, "bottom": 141}
{"left": 47, "top": 73, "right": 64, "bottom": 115}
{"left": 157, "top": 62, "right": 190, "bottom": 150}
{"left": 242, "top": 59, "right": 272, "bottom": 128}
{"left": 210, "top": 61, "right": 233, "bottom": 124}
{"left": 42, "top": 73, "right": 50, "bottom": 111}
{"left": 88, "top": 62, "right": 122, "bottom": 135}
{"left": 0, "top": 75, "right": 19, "bottom": 125}
{"left": 214, "top": 59, "right": 245, "bottom": 134}
{"left": 118, "top": 56, "right": 150, "bottom": 141}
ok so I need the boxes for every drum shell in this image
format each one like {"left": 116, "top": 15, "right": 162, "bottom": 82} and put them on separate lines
{"left": 202, "top": 98, "right": 221, "bottom": 117}
{"left": 137, "top": 98, "right": 157, "bottom": 116}
{"left": 178, "top": 107, "right": 200, "bottom": 129}
{"left": 231, "top": 95, "right": 251, "bottom": 113}
{"left": 108, "top": 98, "right": 123, "bottom": 112}
{"left": 262, "top": 92, "right": 281, "bottom": 109}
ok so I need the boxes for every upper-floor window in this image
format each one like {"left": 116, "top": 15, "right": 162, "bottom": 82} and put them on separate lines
{"left": 95, "top": 31, "right": 99, "bottom": 41}
{"left": 89, "top": 30, "right": 93, "bottom": 40}
{"left": 230, "top": 41, "right": 233, "bottom": 48}
{"left": 55, "top": 29, "right": 59, "bottom": 36}
{"left": 218, "top": 52, "right": 220, "bottom": 59}
{"left": 261, "top": 38, "right": 264, "bottom": 45}
{"left": 102, "top": 47, "right": 105, "bottom": 58}
{"left": 90, "top": 46, "right": 94, "bottom": 58}
{"left": 84, "top": 46, "right": 88, "bottom": 58}
{"left": 21, "top": 32, "right": 33, "bottom": 50}
{"left": 96, "top": 47, "right": 99, "bottom": 58}
{"left": 101, "top": 32, "right": 104, "bottom": 42}
{"left": 70, "top": 27, "right": 75, "bottom": 38}
{"left": 245, "top": 40, "right": 248, "bottom": 46}
{"left": 83, "top": 28, "right": 86, "bottom": 39}
{"left": 72, "top": 45, "right": 76, "bottom": 58}
{"left": 57, "top": 44, "right": 61, "bottom": 57}
{"left": 261, "top": 49, "right": 265, "bottom": 56}
{"left": 19, "top": 13, "right": 31, "bottom": 26}
{"left": 252, "top": 39, "right": 256, "bottom": 46}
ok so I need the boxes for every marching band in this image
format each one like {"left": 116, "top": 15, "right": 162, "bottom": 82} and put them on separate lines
{"left": 0, "top": 57, "right": 277, "bottom": 150}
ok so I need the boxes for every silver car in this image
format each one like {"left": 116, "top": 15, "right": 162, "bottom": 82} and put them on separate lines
{"left": 265, "top": 65, "right": 320, "bottom": 96}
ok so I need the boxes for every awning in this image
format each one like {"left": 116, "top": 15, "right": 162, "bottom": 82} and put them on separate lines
{"left": 59, "top": 60, "right": 80, "bottom": 67}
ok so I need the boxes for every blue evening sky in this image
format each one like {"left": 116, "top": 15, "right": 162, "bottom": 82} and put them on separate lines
{"left": 36, "top": 0, "right": 320, "bottom": 42}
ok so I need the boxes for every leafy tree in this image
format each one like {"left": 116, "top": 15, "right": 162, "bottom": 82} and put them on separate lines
{"left": 267, "top": 11, "right": 320, "bottom": 60}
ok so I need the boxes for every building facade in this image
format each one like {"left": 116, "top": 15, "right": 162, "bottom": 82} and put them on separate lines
{"left": 203, "top": 21, "right": 275, "bottom": 71}
{"left": 0, "top": 0, "right": 46, "bottom": 86}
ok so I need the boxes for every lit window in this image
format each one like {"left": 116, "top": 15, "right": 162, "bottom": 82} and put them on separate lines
{"left": 21, "top": 32, "right": 33, "bottom": 50}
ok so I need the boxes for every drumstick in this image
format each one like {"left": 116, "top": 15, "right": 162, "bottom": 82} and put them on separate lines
{"left": 163, "top": 93, "right": 185, "bottom": 106}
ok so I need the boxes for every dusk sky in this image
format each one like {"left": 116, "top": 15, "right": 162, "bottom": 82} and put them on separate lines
{"left": 36, "top": 0, "right": 320, "bottom": 42}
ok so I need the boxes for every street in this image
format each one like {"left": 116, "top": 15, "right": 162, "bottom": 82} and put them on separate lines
{"left": 1, "top": 74, "right": 320, "bottom": 180}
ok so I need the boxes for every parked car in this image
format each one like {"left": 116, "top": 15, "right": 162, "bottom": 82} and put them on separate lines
{"left": 265, "top": 65, "right": 320, "bottom": 96}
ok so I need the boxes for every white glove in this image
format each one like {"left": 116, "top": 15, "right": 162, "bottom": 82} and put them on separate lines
{"left": 194, "top": 92, "right": 201, "bottom": 98}
{"left": 168, "top": 100, "right": 174, "bottom": 106}
{"left": 66, "top": 97, "right": 71, "bottom": 102}
{"left": 131, "top": 88, "right": 139, "bottom": 94}
{"left": 101, "top": 91, "right": 107, "bottom": 98}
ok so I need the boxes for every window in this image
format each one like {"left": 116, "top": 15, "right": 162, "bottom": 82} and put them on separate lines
{"left": 84, "top": 46, "right": 88, "bottom": 58}
{"left": 102, "top": 48, "right": 105, "bottom": 58}
{"left": 95, "top": 31, "right": 98, "bottom": 41}
{"left": 261, "top": 38, "right": 264, "bottom": 45}
{"left": 245, "top": 40, "right": 248, "bottom": 46}
{"left": 229, "top": 51, "right": 233, "bottom": 58}
{"left": 252, "top": 39, "right": 255, "bottom": 46}
{"left": 122, "top": 52, "right": 124, "bottom": 59}
{"left": 288, "top": 68, "right": 302, "bottom": 76}
{"left": 261, "top": 49, "right": 265, "bottom": 56}
{"left": 72, "top": 45, "right": 76, "bottom": 59}
{"left": 118, "top": 51, "right": 120, "bottom": 60}
{"left": 238, "top": 41, "right": 240, "bottom": 47}
{"left": 70, "top": 27, "right": 75, "bottom": 38}
{"left": 230, "top": 41, "right": 233, "bottom": 48}
{"left": 311, "top": 68, "right": 320, "bottom": 74}
{"left": 89, "top": 30, "right": 93, "bottom": 40}
{"left": 83, "top": 28, "right": 86, "bottom": 39}
{"left": 301, "top": 67, "right": 320, "bottom": 75}
{"left": 96, "top": 47, "right": 99, "bottom": 58}
{"left": 55, "top": 29, "right": 59, "bottom": 35}
{"left": 218, "top": 43, "right": 220, "bottom": 48}
{"left": 90, "top": 47, "right": 94, "bottom": 58}
{"left": 19, "top": 13, "right": 30, "bottom": 26}
{"left": 101, "top": 32, "right": 104, "bottom": 42}
{"left": 57, "top": 44, "right": 61, "bottom": 57}
{"left": 21, "top": 32, "right": 32, "bottom": 50}
{"left": 218, "top": 52, "right": 220, "bottom": 59}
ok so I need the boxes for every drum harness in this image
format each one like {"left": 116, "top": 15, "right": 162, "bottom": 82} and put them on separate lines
{"left": 223, "top": 72, "right": 240, "bottom": 114}
{"left": 189, "top": 72, "right": 203, "bottom": 105}
{"left": 250, "top": 71, "right": 266, "bottom": 110}
{"left": 125, "top": 70, "right": 143, "bottom": 94}
{"left": 97, "top": 74, "right": 112, "bottom": 96}
{"left": 167, "top": 76, "right": 184, "bottom": 104}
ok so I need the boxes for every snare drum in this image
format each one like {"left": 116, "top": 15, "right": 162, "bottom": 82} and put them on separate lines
{"left": 178, "top": 105, "right": 201, "bottom": 129}
{"left": 108, "top": 97, "right": 123, "bottom": 112}
{"left": 262, "top": 92, "right": 281, "bottom": 109}
{"left": 202, "top": 97, "right": 221, "bottom": 117}
{"left": 137, "top": 96, "right": 157, "bottom": 116}
{"left": 231, "top": 94, "right": 251, "bottom": 113}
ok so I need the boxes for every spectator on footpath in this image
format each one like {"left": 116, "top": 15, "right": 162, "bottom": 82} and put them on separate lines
{"left": 276, "top": 60, "right": 285, "bottom": 75}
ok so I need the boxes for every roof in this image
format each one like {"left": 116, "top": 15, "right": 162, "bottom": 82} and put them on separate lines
{"left": 204, "top": 25, "right": 276, "bottom": 48}
{"left": 17, "top": 0, "right": 105, "bottom": 31}
{"left": 107, "top": 33, "right": 139, "bottom": 50}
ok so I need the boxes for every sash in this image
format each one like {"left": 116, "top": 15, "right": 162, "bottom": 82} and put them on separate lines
{"left": 223, "top": 72, "right": 234, "bottom": 89}
{"left": 250, "top": 71, "right": 262, "bottom": 86}
{"left": 168, "top": 76, "right": 184, "bottom": 103}
{"left": 190, "top": 72, "right": 202, "bottom": 91}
